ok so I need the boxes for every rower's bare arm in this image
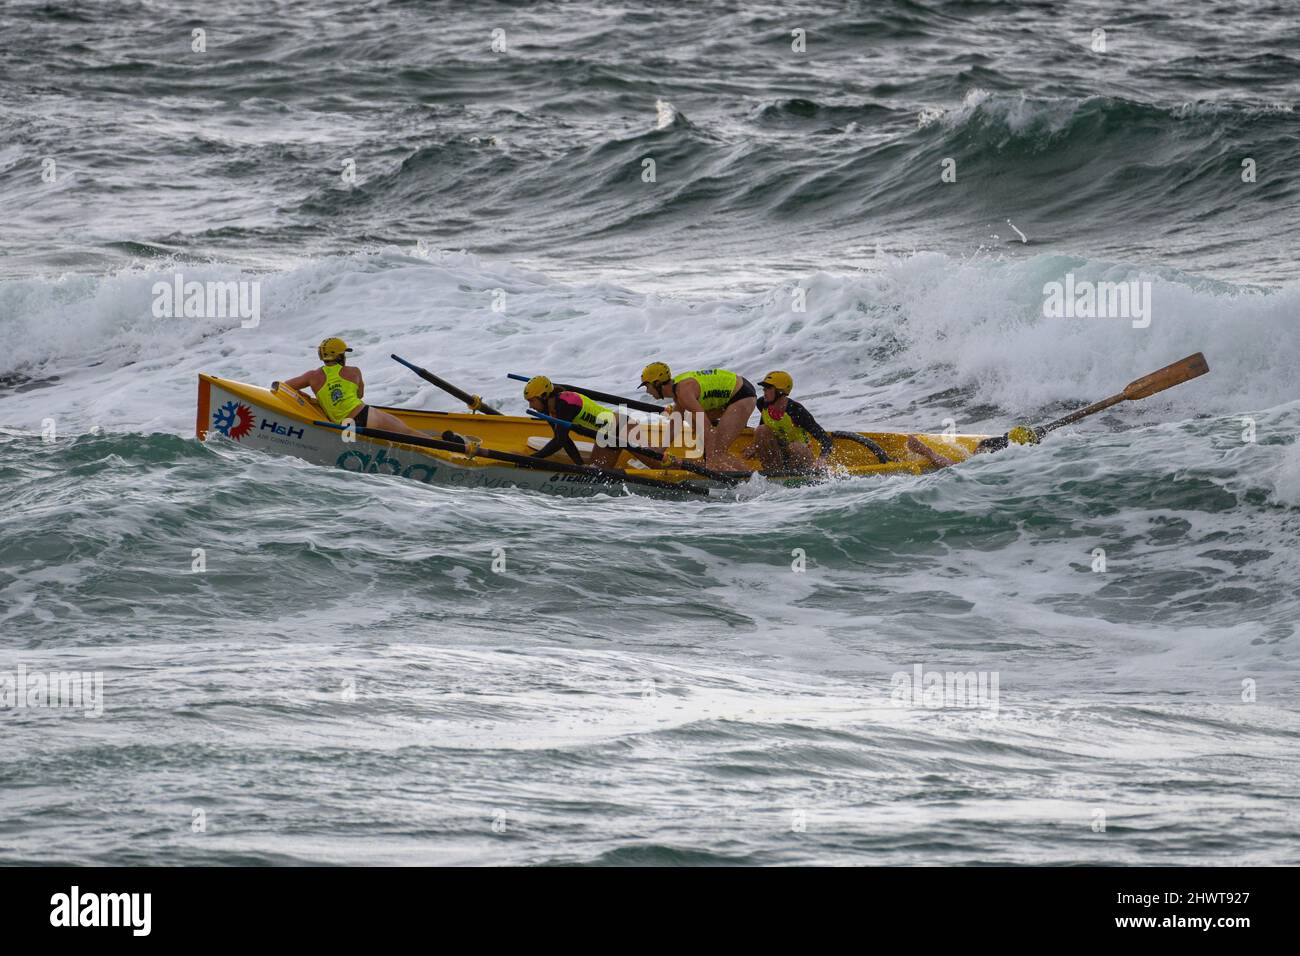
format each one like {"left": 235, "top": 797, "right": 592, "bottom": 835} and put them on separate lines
{"left": 352, "top": 368, "right": 365, "bottom": 399}
{"left": 674, "top": 386, "right": 714, "bottom": 438}
{"left": 906, "top": 435, "right": 955, "bottom": 469}
{"left": 675, "top": 380, "right": 704, "bottom": 415}
{"left": 281, "top": 371, "right": 314, "bottom": 391}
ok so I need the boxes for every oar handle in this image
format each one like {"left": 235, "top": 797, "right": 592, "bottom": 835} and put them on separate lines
{"left": 507, "top": 373, "right": 664, "bottom": 414}
{"left": 1036, "top": 394, "right": 1125, "bottom": 437}
{"left": 393, "top": 354, "right": 503, "bottom": 415}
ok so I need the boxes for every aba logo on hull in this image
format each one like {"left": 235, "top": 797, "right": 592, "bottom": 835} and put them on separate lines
{"left": 212, "top": 401, "right": 256, "bottom": 441}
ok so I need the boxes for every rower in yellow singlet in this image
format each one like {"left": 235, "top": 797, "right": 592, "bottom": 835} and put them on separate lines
{"left": 522, "top": 376, "right": 662, "bottom": 470}
{"left": 742, "top": 370, "right": 834, "bottom": 472}
{"left": 638, "top": 362, "right": 757, "bottom": 472}
{"left": 276, "top": 337, "right": 426, "bottom": 439}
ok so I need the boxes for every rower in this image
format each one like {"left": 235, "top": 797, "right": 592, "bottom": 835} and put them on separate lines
{"left": 639, "top": 362, "right": 756, "bottom": 471}
{"left": 743, "top": 371, "right": 833, "bottom": 472}
{"left": 523, "top": 376, "right": 662, "bottom": 469}
{"left": 276, "top": 337, "right": 426, "bottom": 439}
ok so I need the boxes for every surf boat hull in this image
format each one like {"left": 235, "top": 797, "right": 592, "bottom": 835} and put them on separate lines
{"left": 196, "top": 374, "right": 991, "bottom": 498}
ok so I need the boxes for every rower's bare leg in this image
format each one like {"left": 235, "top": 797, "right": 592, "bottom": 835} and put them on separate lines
{"left": 705, "top": 398, "right": 757, "bottom": 471}
{"left": 362, "top": 407, "right": 428, "bottom": 439}
{"left": 629, "top": 449, "right": 667, "bottom": 469}
{"left": 590, "top": 447, "right": 622, "bottom": 470}
{"left": 784, "top": 441, "right": 815, "bottom": 472}
{"left": 632, "top": 413, "right": 670, "bottom": 453}
{"left": 597, "top": 414, "right": 667, "bottom": 469}
{"left": 753, "top": 425, "right": 784, "bottom": 471}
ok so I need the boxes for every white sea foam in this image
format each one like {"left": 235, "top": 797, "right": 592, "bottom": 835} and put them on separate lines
{"left": 1, "top": 248, "right": 1297, "bottom": 435}
{"left": 918, "top": 89, "right": 1083, "bottom": 134}
{"left": 655, "top": 98, "right": 678, "bottom": 129}
{"left": 1267, "top": 440, "right": 1300, "bottom": 508}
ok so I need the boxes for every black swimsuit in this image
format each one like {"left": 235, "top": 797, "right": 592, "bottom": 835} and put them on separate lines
{"left": 726, "top": 377, "right": 757, "bottom": 408}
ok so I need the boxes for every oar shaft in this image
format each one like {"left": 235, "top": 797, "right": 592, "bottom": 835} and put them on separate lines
{"left": 528, "top": 409, "right": 663, "bottom": 459}
{"left": 1037, "top": 394, "right": 1124, "bottom": 437}
{"left": 1035, "top": 353, "right": 1209, "bottom": 438}
{"left": 393, "top": 354, "right": 503, "bottom": 415}
{"left": 527, "top": 410, "right": 742, "bottom": 485}
{"left": 507, "top": 373, "right": 663, "bottom": 414}
{"left": 312, "top": 420, "right": 708, "bottom": 497}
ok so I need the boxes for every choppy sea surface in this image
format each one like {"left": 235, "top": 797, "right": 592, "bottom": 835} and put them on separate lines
{"left": 1, "top": 0, "right": 1298, "bottom": 865}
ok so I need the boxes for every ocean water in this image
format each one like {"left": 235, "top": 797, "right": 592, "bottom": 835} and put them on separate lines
{"left": 2, "top": 0, "right": 1298, "bottom": 865}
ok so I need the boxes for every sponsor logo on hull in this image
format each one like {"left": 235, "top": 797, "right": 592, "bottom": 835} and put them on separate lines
{"left": 331, "top": 448, "right": 624, "bottom": 495}
{"left": 337, "top": 448, "right": 440, "bottom": 483}
{"left": 212, "top": 401, "right": 308, "bottom": 446}
{"left": 205, "top": 390, "right": 325, "bottom": 455}
{"left": 260, "top": 418, "right": 304, "bottom": 440}
{"left": 211, "top": 401, "right": 256, "bottom": 440}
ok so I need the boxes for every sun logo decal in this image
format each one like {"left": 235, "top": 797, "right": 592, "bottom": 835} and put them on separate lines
{"left": 212, "top": 401, "right": 256, "bottom": 441}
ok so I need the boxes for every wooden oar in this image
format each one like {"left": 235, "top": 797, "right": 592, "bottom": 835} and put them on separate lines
{"left": 506, "top": 373, "right": 663, "bottom": 414}
{"left": 392, "top": 354, "right": 503, "bottom": 415}
{"left": 527, "top": 409, "right": 742, "bottom": 486}
{"left": 311, "top": 419, "right": 710, "bottom": 497}
{"left": 983, "top": 352, "right": 1210, "bottom": 450}
{"left": 1036, "top": 351, "right": 1210, "bottom": 439}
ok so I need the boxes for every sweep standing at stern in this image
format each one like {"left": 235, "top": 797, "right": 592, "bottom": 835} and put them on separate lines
{"left": 640, "top": 362, "right": 756, "bottom": 472}
{"left": 743, "top": 371, "right": 833, "bottom": 472}
{"left": 276, "top": 337, "right": 427, "bottom": 439}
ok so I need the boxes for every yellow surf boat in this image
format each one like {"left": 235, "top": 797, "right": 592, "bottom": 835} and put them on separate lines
{"left": 196, "top": 373, "right": 991, "bottom": 498}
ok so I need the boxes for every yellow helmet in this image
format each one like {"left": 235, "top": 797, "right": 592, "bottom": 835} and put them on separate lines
{"left": 640, "top": 361, "right": 672, "bottom": 389}
{"left": 317, "top": 337, "right": 353, "bottom": 362}
{"left": 523, "top": 375, "right": 554, "bottom": 401}
{"left": 759, "top": 370, "right": 793, "bottom": 394}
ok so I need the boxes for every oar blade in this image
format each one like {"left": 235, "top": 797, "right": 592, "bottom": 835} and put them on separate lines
{"left": 1122, "top": 352, "right": 1209, "bottom": 401}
